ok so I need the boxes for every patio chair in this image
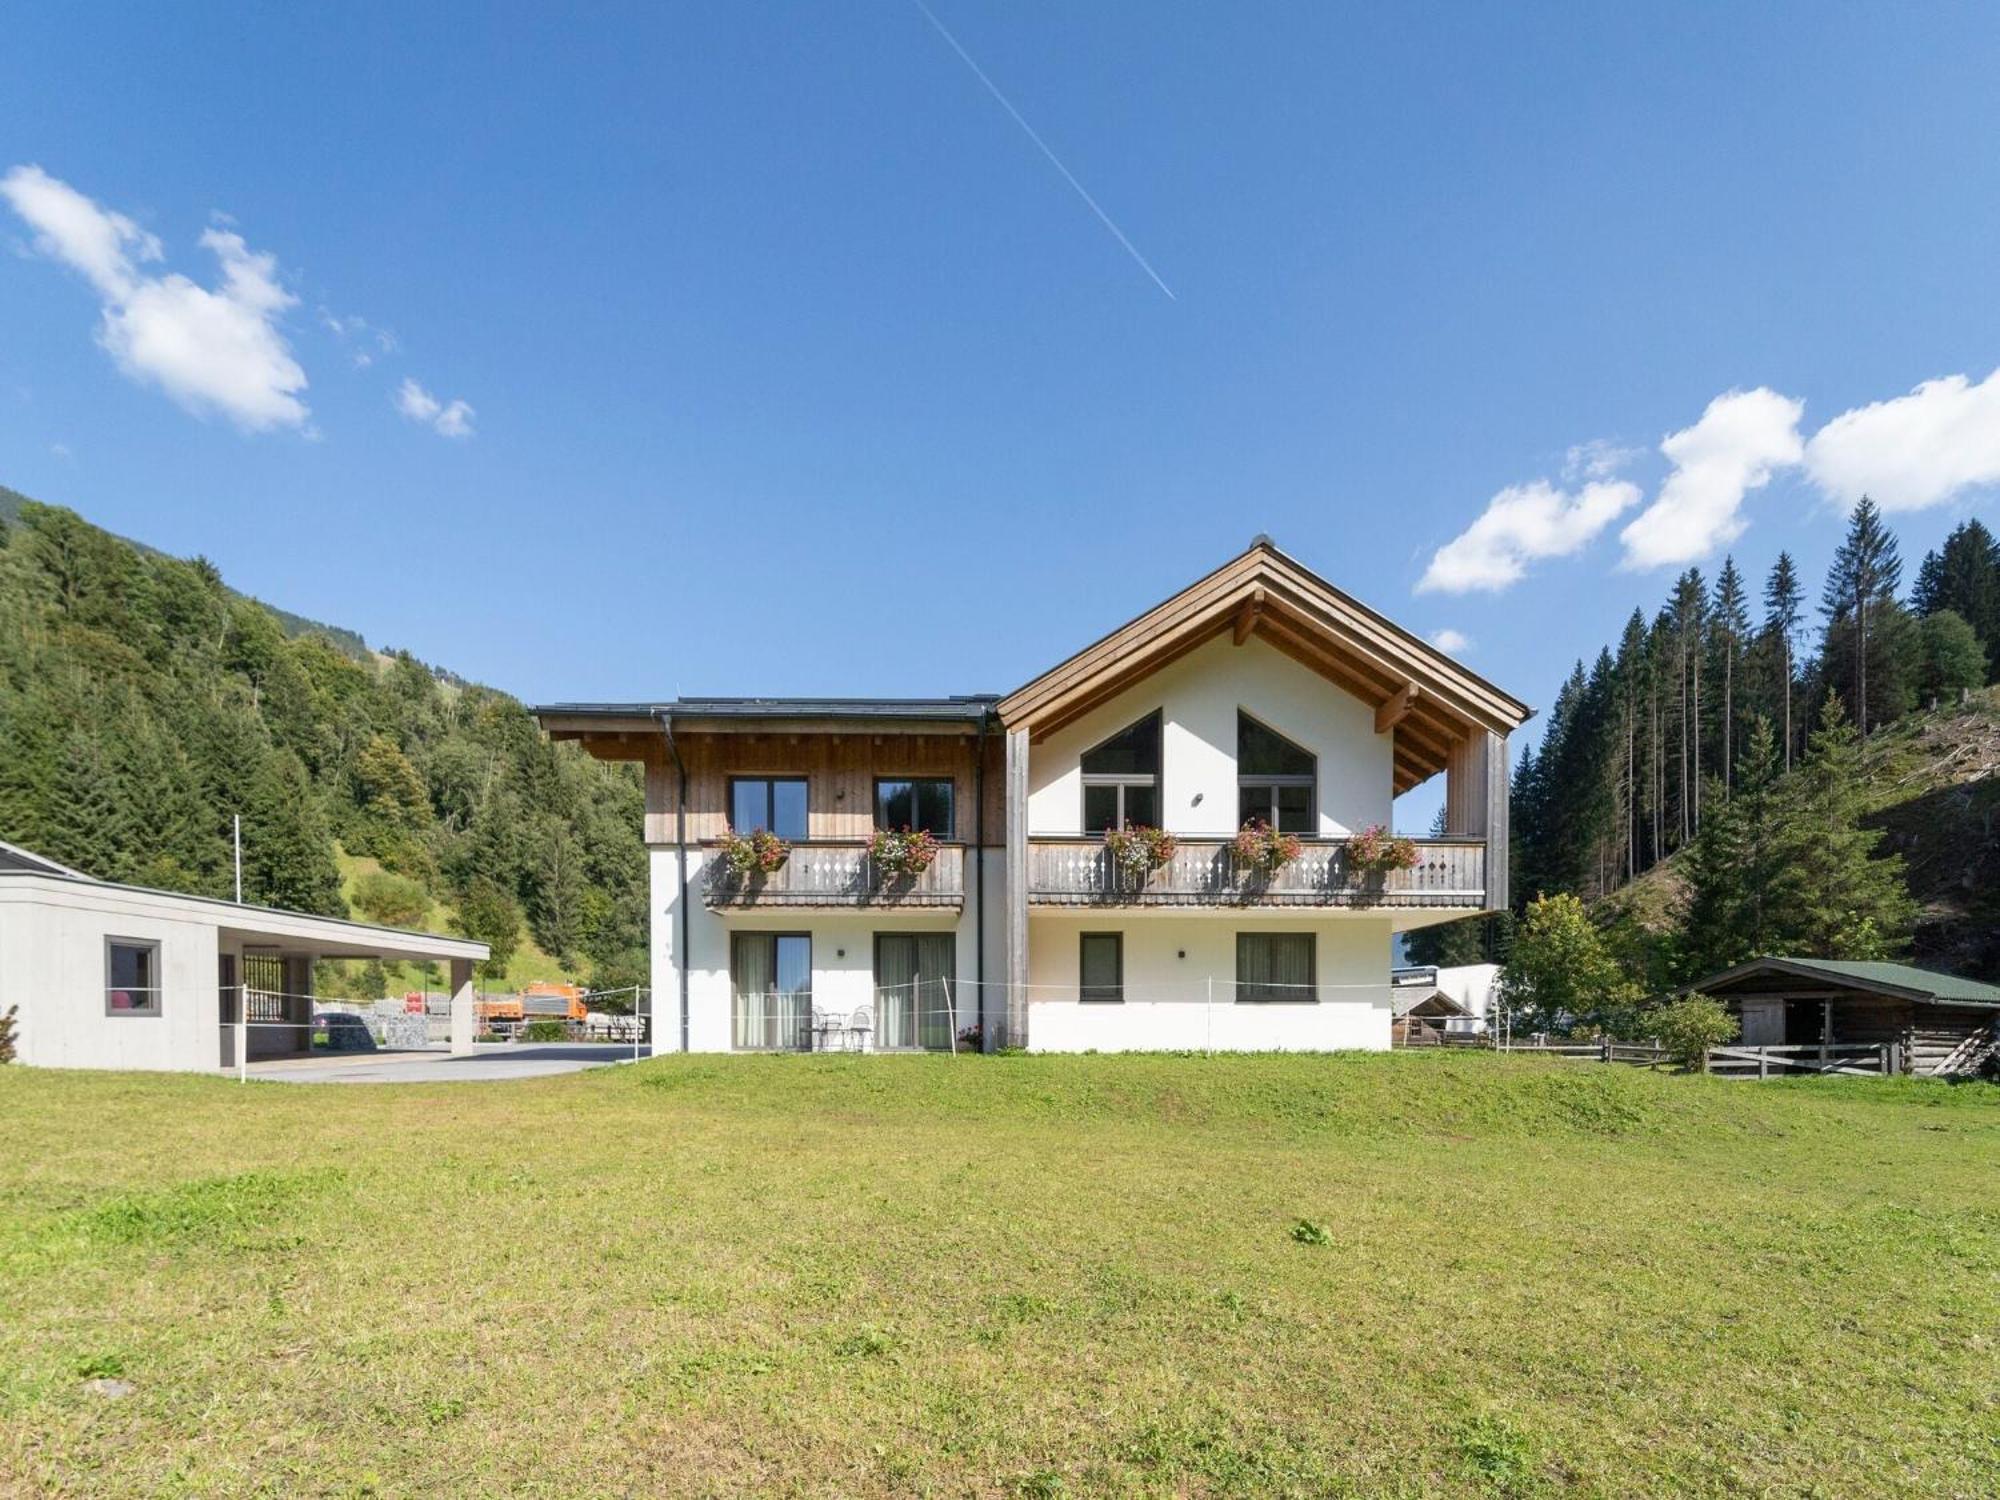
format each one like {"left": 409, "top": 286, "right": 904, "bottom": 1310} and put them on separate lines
{"left": 847, "top": 1005, "right": 873, "bottom": 1052}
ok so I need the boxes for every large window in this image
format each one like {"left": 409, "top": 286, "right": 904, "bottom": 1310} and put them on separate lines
{"left": 1238, "top": 712, "right": 1316, "bottom": 833}
{"left": 732, "top": 932, "right": 811, "bottom": 1050}
{"left": 875, "top": 778, "right": 955, "bottom": 838}
{"left": 1236, "top": 932, "right": 1315, "bottom": 1004}
{"left": 1081, "top": 711, "right": 1162, "bottom": 831}
{"left": 1079, "top": 933, "right": 1123, "bottom": 1004}
{"left": 105, "top": 938, "right": 161, "bottom": 1016}
{"left": 730, "top": 777, "right": 809, "bottom": 840}
{"left": 875, "top": 933, "right": 957, "bottom": 1049}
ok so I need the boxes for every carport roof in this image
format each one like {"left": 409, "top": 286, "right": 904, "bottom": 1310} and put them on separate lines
{"left": 0, "top": 868, "right": 489, "bottom": 963}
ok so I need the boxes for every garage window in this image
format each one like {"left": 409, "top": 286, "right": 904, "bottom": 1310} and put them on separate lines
{"left": 106, "top": 938, "right": 162, "bottom": 1016}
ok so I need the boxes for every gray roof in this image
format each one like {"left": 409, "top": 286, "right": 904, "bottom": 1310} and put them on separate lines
{"left": 1694, "top": 956, "right": 2000, "bottom": 1009}
{"left": 0, "top": 839, "right": 84, "bottom": 878}
{"left": 534, "top": 696, "right": 999, "bottom": 724}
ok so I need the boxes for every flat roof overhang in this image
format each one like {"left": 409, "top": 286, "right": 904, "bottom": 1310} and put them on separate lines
{"left": 0, "top": 873, "right": 490, "bottom": 964}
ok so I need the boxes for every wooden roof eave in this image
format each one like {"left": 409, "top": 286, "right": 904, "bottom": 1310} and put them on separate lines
{"left": 996, "top": 543, "right": 1530, "bottom": 750}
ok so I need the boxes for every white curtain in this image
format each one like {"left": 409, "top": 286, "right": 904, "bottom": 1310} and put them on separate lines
{"left": 877, "top": 935, "right": 955, "bottom": 1049}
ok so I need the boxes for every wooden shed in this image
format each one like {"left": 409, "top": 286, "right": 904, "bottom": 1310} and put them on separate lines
{"left": 1686, "top": 957, "right": 2000, "bottom": 1078}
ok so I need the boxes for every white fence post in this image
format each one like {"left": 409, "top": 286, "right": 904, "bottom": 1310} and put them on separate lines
{"left": 237, "top": 984, "right": 249, "bottom": 1084}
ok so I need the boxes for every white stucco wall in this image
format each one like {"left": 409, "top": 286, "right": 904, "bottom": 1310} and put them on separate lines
{"left": 0, "top": 890, "right": 221, "bottom": 1071}
{"left": 1025, "top": 911, "right": 1393, "bottom": 1052}
{"left": 1026, "top": 633, "right": 1394, "bottom": 838}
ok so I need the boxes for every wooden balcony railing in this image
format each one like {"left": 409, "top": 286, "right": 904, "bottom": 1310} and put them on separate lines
{"left": 1026, "top": 837, "right": 1487, "bottom": 910}
{"left": 703, "top": 842, "right": 966, "bottom": 910}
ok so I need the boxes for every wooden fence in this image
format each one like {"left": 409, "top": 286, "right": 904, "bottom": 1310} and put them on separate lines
{"left": 1702, "top": 1043, "right": 1896, "bottom": 1079}
{"left": 1494, "top": 1038, "right": 1670, "bottom": 1066}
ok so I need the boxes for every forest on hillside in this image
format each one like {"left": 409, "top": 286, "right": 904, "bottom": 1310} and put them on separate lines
{"left": 1414, "top": 500, "right": 2000, "bottom": 984}
{"left": 0, "top": 495, "right": 647, "bottom": 991}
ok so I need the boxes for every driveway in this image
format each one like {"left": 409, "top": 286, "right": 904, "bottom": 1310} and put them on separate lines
{"left": 236, "top": 1043, "right": 645, "bottom": 1084}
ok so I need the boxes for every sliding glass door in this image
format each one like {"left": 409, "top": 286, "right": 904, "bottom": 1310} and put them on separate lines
{"left": 874, "top": 933, "right": 957, "bottom": 1050}
{"left": 732, "top": 932, "right": 811, "bottom": 1050}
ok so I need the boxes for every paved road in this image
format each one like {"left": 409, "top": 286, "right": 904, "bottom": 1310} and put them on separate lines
{"left": 233, "top": 1043, "right": 648, "bottom": 1084}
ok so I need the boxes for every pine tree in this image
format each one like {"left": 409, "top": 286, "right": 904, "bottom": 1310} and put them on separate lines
{"left": 1711, "top": 558, "right": 1750, "bottom": 790}
{"left": 1820, "top": 498, "right": 1902, "bottom": 734}
{"left": 1766, "top": 694, "right": 1918, "bottom": 957}
{"left": 1679, "top": 716, "right": 1783, "bottom": 974}
{"left": 1911, "top": 519, "right": 2000, "bottom": 682}
{"left": 1762, "top": 552, "right": 1803, "bottom": 768}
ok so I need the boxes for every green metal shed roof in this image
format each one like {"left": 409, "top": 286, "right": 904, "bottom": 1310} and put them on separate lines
{"left": 1699, "top": 957, "right": 2000, "bottom": 1008}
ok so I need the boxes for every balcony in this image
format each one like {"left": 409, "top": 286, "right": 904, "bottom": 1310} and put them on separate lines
{"left": 703, "top": 842, "right": 966, "bottom": 911}
{"left": 1026, "top": 837, "right": 1487, "bottom": 910}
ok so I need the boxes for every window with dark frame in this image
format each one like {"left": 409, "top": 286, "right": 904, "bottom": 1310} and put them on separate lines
{"left": 1236, "top": 932, "right": 1315, "bottom": 1003}
{"left": 1081, "top": 710, "right": 1162, "bottom": 832}
{"left": 1237, "top": 712, "right": 1316, "bottom": 833}
{"left": 1079, "top": 932, "right": 1123, "bottom": 1003}
{"left": 105, "top": 938, "right": 161, "bottom": 1015}
{"left": 729, "top": 776, "right": 809, "bottom": 840}
{"left": 874, "top": 778, "right": 955, "bottom": 839}
{"left": 731, "top": 931, "right": 811, "bottom": 1050}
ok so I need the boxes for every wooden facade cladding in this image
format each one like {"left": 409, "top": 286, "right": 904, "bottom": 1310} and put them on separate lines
{"left": 622, "top": 729, "right": 1004, "bottom": 848}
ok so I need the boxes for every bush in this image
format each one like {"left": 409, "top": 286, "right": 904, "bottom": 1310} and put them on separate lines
{"left": 0, "top": 1004, "right": 16, "bottom": 1063}
{"left": 1642, "top": 994, "right": 1740, "bottom": 1069}
{"left": 520, "top": 1019, "right": 568, "bottom": 1043}
{"left": 351, "top": 869, "right": 430, "bottom": 929}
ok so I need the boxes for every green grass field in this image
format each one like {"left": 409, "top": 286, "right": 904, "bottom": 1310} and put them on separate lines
{"left": 2, "top": 1053, "right": 1995, "bottom": 1497}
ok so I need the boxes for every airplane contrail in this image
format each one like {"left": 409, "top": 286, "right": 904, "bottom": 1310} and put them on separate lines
{"left": 910, "top": 0, "right": 1177, "bottom": 301}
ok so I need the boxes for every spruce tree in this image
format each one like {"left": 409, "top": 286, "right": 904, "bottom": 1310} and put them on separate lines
{"left": 1766, "top": 694, "right": 1917, "bottom": 958}
{"left": 1679, "top": 716, "right": 1783, "bottom": 974}
{"left": 1820, "top": 498, "right": 1902, "bottom": 733}
{"left": 1711, "top": 558, "right": 1750, "bottom": 791}
{"left": 1762, "top": 552, "right": 1803, "bottom": 767}
{"left": 1912, "top": 519, "right": 2000, "bottom": 682}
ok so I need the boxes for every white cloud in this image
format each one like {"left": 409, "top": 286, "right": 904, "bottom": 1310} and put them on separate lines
{"left": 0, "top": 165, "right": 307, "bottom": 431}
{"left": 1618, "top": 388, "right": 1803, "bottom": 570}
{"left": 1416, "top": 478, "right": 1639, "bottom": 594}
{"left": 396, "top": 377, "right": 474, "bottom": 439}
{"left": 1563, "top": 438, "right": 1642, "bottom": 482}
{"left": 1429, "top": 628, "right": 1471, "bottom": 653}
{"left": 1803, "top": 369, "right": 2000, "bottom": 513}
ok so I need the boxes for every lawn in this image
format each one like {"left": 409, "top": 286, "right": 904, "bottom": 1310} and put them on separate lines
{"left": 2, "top": 1053, "right": 1995, "bottom": 1497}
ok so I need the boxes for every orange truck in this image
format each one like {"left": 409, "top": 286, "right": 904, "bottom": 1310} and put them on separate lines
{"left": 520, "top": 982, "right": 588, "bottom": 1024}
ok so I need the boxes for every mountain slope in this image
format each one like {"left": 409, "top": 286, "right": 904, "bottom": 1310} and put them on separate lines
{"left": 1597, "top": 687, "right": 2000, "bottom": 975}
{"left": 0, "top": 486, "right": 646, "bottom": 992}
{"left": 0, "top": 484, "right": 371, "bottom": 659}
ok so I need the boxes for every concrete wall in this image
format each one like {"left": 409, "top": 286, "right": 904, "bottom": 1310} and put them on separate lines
{"left": 1025, "top": 634, "right": 1393, "bottom": 838}
{"left": 0, "top": 889, "right": 221, "bottom": 1071}
{"left": 1024, "top": 911, "right": 1393, "bottom": 1052}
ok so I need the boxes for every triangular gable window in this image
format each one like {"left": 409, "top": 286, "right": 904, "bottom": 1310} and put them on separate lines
{"left": 1081, "top": 711, "right": 1161, "bottom": 831}
{"left": 1238, "top": 711, "right": 1315, "bottom": 833}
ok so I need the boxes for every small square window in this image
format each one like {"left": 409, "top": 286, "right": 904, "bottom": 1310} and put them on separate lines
{"left": 106, "top": 939, "right": 161, "bottom": 1016}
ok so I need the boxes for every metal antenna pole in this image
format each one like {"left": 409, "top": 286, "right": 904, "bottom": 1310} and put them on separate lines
{"left": 233, "top": 814, "right": 242, "bottom": 904}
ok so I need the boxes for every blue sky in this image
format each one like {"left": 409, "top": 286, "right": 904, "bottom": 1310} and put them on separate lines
{"left": 4, "top": 2, "right": 1998, "bottom": 826}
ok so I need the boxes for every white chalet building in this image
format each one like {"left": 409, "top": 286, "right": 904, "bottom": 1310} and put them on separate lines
{"left": 534, "top": 540, "right": 1530, "bottom": 1054}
